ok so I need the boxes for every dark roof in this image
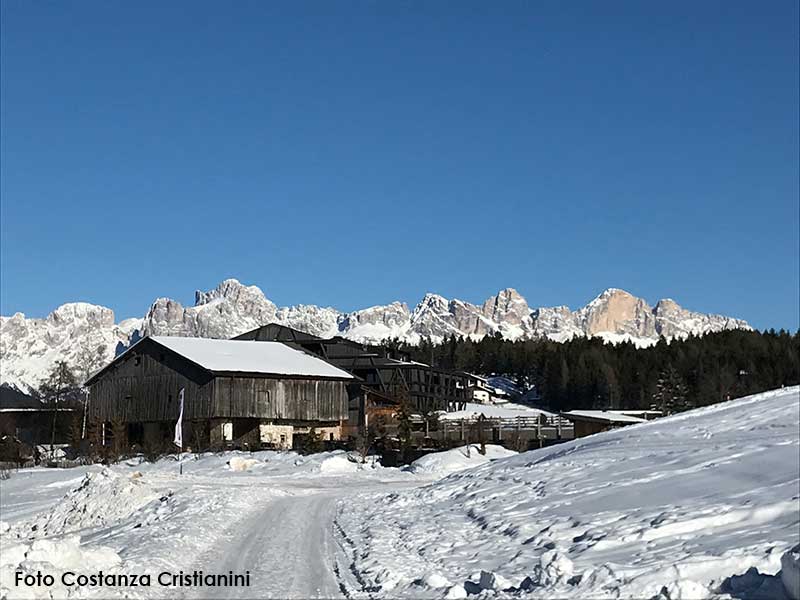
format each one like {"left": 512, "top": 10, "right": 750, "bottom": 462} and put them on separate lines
{"left": 233, "top": 323, "right": 326, "bottom": 343}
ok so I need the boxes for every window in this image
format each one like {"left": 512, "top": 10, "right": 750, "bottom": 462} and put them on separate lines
{"left": 134, "top": 356, "right": 141, "bottom": 366}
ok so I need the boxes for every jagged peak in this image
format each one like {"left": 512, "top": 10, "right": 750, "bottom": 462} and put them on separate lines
{"left": 194, "top": 278, "right": 270, "bottom": 307}
{"left": 148, "top": 296, "right": 183, "bottom": 308}
{"left": 596, "top": 287, "right": 634, "bottom": 299}
{"left": 484, "top": 288, "right": 529, "bottom": 309}
{"left": 495, "top": 287, "right": 523, "bottom": 297}
{"left": 582, "top": 288, "right": 641, "bottom": 310}
{"left": 416, "top": 292, "right": 449, "bottom": 308}
{"left": 655, "top": 298, "right": 682, "bottom": 310}
{"left": 47, "top": 302, "right": 114, "bottom": 323}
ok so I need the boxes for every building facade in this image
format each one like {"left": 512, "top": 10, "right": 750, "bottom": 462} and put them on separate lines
{"left": 85, "top": 336, "right": 354, "bottom": 450}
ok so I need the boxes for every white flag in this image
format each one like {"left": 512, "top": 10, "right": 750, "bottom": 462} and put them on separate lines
{"left": 173, "top": 388, "right": 184, "bottom": 448}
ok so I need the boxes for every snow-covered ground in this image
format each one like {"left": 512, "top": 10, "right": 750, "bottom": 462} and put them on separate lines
{"left": 1, "top": 387, "right": 798, "bottom": 599}
{"left": 2, "top": 448, "right": 519, "bottom": 599}
{"left": 337, "top": 386, "right": 800, "bottom": 599}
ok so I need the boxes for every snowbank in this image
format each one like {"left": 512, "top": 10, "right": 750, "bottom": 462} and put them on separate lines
{"left": 4, "top": 468, "right": 164, "bottom": 540}
{"left": 406, "top": 445, "right": 517, "bottom": 476}
{"left": 0, "top": 535, "right": 121, "bottom": 599}
{"left": 337, "top": 386, "right": 800, "bottom": 598}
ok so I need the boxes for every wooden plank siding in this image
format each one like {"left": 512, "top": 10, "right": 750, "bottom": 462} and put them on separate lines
{"left": 88, "top": 352, "right": 214, "bottom": 423}
{"left": 87, "top": 341, "right": 349, "bottom": 423}
{"left": 212, "top": 377, "right": 348, "bottom": 421}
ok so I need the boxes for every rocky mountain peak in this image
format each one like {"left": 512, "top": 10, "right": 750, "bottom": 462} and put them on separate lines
{"left": 0, "top": 279, "right": 753, "bottom": 391}
{"left": 578, "top": 288, "right": 656, "bottom": 337}
{"left": 194, "top": 278, "right": 273, "bottom": 309}
{"left": 47, "top": 302, "right": 116, "bottom": 328}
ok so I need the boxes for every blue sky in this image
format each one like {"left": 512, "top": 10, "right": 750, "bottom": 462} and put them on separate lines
{"left": 1, "top": 1, "right": 798, "bottom": 330}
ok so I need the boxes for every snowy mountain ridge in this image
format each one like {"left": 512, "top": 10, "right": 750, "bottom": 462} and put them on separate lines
{"left": 0, "top": 279, "right": 751, "bottom": 391}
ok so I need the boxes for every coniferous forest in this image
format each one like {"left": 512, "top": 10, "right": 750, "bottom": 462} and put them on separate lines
{"left": 392, "top": 329, "right": 800, "bottom": 413}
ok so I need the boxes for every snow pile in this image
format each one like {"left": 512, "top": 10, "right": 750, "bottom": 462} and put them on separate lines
{"left": 317, "top": 453, "right": 364, "bottom": 474}
{"left": 0, "top": 535, "right": 121, "bottom": 599}
{"left": 5, "top": 468, "right": 164, "bottom": 540}
{"left": 295, "top": 450, "right": 387, "bottom": 475}
{"left": 406, "top": 445, "right": 517, "bottom": 476}
{"left": 228, "top": 456, "right": 262, "bottom": 472}
{"left": 336, "top": 386, "right": 800, "bottom": 598}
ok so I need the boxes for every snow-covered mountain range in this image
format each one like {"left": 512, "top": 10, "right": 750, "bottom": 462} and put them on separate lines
{"left": 0, "top": 279, "right": 751, "bottom": 392}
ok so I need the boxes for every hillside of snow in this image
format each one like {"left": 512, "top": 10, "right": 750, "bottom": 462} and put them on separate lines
{"left": 335, "top": 386, "right": 800, "bottom": 599}
{"left": 0, "top": 279, "right": 751, "bottom": 391}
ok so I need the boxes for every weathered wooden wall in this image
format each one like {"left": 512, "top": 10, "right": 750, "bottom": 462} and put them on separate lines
{"left": 212, "top": 377, "right": 348, "bottom": 421}
{"left": 88, "top": 351, "right": 214, "bottom": 422}
{"left": 88, "top": 346, "right": 349, "bottom": 423}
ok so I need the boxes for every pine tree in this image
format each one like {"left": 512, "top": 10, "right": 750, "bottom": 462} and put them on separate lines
{"left": 653, "top": 364, "right": 689, "bottom": 414}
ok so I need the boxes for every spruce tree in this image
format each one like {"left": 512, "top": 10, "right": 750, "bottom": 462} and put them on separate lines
{"left": 653, "top": 364, "right": 689, "bottom": 414}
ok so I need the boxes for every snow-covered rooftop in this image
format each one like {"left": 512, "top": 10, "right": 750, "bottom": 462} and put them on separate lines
{"left": 561, "top": 409, "right": 646, "bottom": 424}
{"left": 441, "top": 402, "right": 556, "bottom": 421}
{"left": 149, "top": 336, "right": 354, "bottom": 380}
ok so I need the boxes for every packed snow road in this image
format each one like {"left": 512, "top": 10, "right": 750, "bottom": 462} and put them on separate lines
{"left": 180, "top": 479, "right": 409, "bottom": 600}
{"left": 1, "top": 449, "right": 478, "bottom": 599}
{"left": 199, "top": 490, "right": 343, "bottom": 599}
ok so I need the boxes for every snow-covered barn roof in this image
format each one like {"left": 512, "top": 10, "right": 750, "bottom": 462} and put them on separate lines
{"left": 150, "top": 337, "right": 355, "bottom": 379}
{"left": 86, "top": 336, "right": 355, "bottom": 384}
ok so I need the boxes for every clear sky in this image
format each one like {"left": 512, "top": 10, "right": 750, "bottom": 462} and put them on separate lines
{"left": 1, "top": 1, "right": 798, "bottom": 330}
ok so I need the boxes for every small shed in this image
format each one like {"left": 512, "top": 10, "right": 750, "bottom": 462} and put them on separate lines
{"left": 560, "top": 410, "right": 647, "bottom": 438}
{"left": 0, "top": 385, "right": 76, "bottom": 446}
{"left": 85, "top": 336, "right": 355, "bottom": 450}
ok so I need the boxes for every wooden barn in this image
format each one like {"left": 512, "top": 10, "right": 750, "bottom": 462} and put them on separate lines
{"left": 84, "top": 336, "right": 355, "bottom": 450}
{"left": 233, "top": 324, "right": 470, "bottom": 433}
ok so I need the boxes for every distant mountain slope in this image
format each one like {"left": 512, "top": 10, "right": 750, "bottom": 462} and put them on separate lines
{"left": 0, "top": 279, "right": 750, "bottom": 391}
